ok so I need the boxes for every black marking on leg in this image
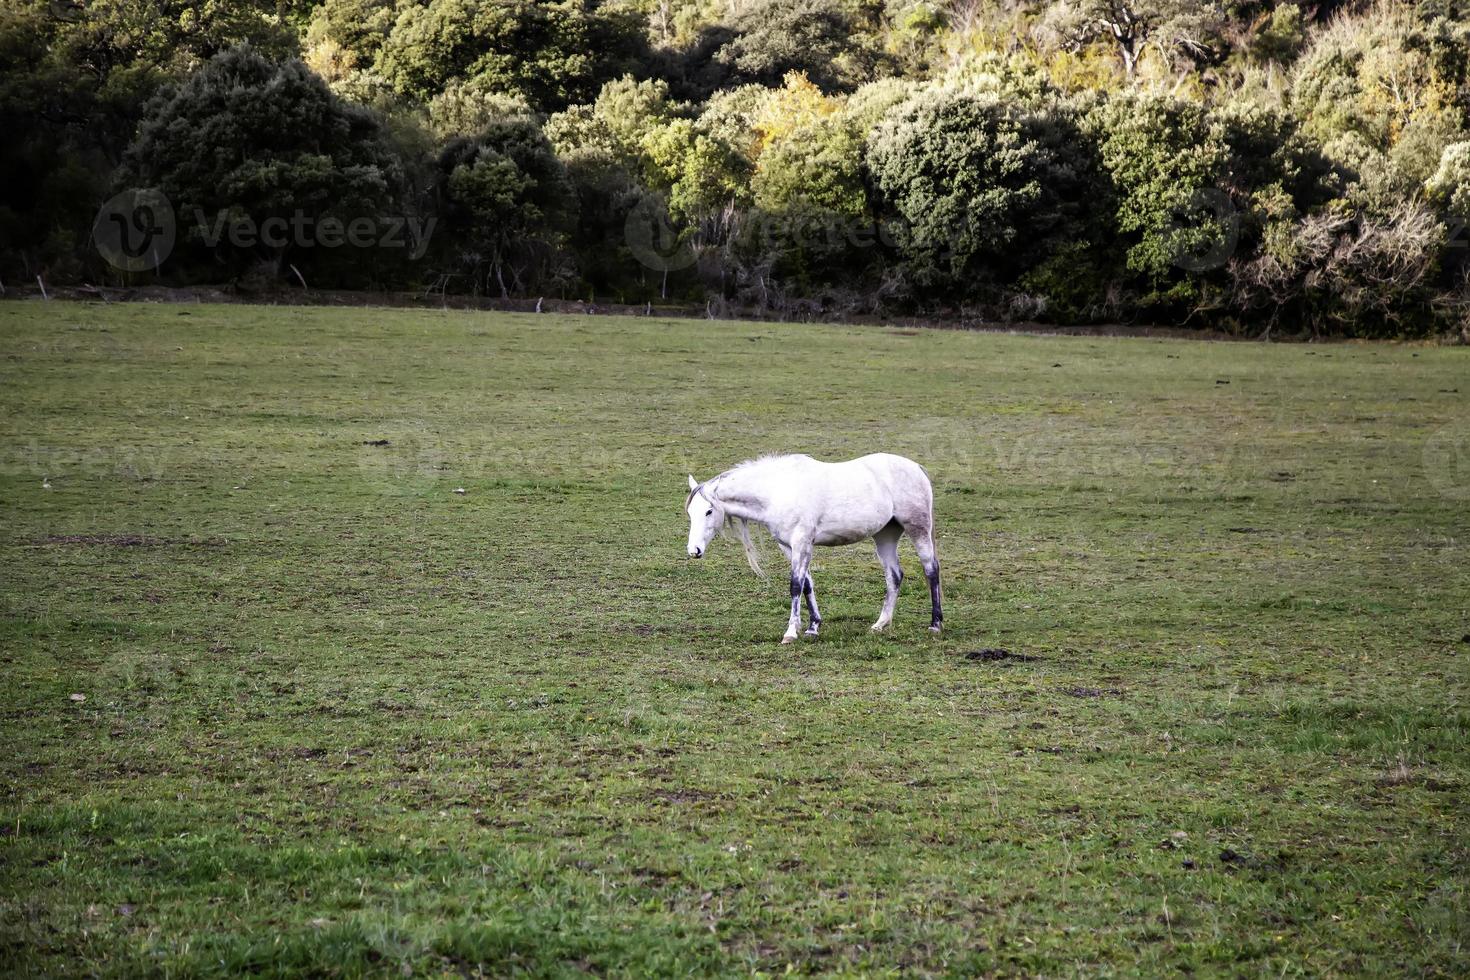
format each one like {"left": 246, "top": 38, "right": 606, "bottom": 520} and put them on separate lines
{"left": 802, "top": 575, "right": 821, "bottom": 625}
{"left": 790, "top": 574, "right": 803, "bottom": 599}
{"left": 926, "top": 563, "right": 943, "bottom": 627}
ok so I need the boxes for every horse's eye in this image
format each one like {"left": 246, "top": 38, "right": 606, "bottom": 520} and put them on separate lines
{"left": 706, "top": 509, "right": 713, "bottom": 516}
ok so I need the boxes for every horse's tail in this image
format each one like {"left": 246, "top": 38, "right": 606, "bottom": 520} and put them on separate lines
{"left": 729, "top": 516, "right": 765, "bottom": 578}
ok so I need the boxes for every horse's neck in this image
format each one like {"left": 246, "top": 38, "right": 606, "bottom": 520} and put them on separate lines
{"left": 710, "top": 468, "right": 773, "bottom": 524}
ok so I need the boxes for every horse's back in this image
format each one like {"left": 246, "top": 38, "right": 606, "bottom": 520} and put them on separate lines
{"left": 849, "top": 453, "right": 931, "bottom": 491}
{"left": 849, "top": 453, "right": 934, "bottom": 530}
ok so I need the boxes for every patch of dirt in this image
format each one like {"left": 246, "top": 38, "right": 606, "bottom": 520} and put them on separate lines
{"left": 650, "top": 787, "right": 719, "bottom": 804}
{"left": 360, "top": 439, "right": 391, "bottom": 446}
{"left": 1218, "top": 847, "right": 1290, "bottom": 873}
{"left": 40, "top": 534, "right": 159, "bottom": 547}
{"left": 963, "top": 649, "right": 1041, "bottom": 663}
{"left": 37, "top": 534, "right": 227, "bottom": 548}
{"left": 630, "top": 866, "right": 684, "bottom": 884}
{"left": 1062, "top": 686, "right": 1124, "bottom": 699}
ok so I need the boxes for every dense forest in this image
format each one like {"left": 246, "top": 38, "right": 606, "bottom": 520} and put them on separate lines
{"left": 5, "top": 1, "right": 1470, "bottom": 336}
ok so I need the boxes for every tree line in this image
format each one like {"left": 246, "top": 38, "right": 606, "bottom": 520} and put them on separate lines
{"left": 4, "top": 0, "right": 1470, "bottom": 337}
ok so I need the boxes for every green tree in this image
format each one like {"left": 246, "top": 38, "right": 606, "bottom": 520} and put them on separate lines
{"left": 1291, "top": 5, "right": 1470, "bottom": 187}
{"left": 866, "top": 90, "right": 1102, "bottom": 292}
{"left": 641, "top": 118, "right": 748, "bottom": 222}
{"left": 377, "top": 0, "right": 646, "bottom": 110}
{"left": 304, "top": 0, "right": 398, "bottom": 78}
{"left": 1086, "top": 93, "right": 1231, "bottom": 282}
{"left": 0, "top": 0, "right": 299, "bottom": 279}
{"left": 1250, "top": 3, "right": 1306, "bottom": 66}
{"left": 435, "top": 118, "right": 575, "bottom": 295}
{"left": 1037, "top": 0, "right": 1226, "bottom": 78}
{"left": 427, "top": 75, "right": 534, "bottom": 139}
{"left": 1427, "top": 141, "right": 1470, "bottom": 220}
{"left": 713, "top": 0, "right": 876, "bottom": 92}
{"left": 119, "top": 46, "right": 401, "bottom": 281}
{"left": 748, "top": 75, "right": 865, "bottom": 218}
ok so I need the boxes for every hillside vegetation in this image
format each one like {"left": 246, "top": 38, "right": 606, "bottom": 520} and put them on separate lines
{"left": 6, "top": 1, "right": 1470, "bottom": 335}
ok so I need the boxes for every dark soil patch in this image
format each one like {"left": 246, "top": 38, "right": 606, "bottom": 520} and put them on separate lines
{"left": 1218, "top": 848, "right": 1290, "bottom": 874}
{"left": 361, "top": 439, "right": 391, "bottom": 446}
{"left": 963, "top": 649, "right": 1041, "bottom": 664}
{"left": 630, "top": 866, "right": 683, "bottom": 884}
{"left": 37, "top": 534, "right": 226, "bottom": 548}
{"left": 650, "top": 787, "right": 719, "bottom": 805}
{"left": 1062, "top": 686, "right": 1124, "bottom": 699}
{"left": 40, "top": 534, "right": 160, "bottom": 547}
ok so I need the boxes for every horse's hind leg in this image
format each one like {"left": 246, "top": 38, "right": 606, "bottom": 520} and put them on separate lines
{"left": 871, "top": 521, "right": 903, "bottom": 632}
{"left": 907, "top": 526, "right": 943, "bottom": 632}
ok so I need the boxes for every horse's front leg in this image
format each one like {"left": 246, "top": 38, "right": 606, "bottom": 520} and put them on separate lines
{"left": 781, "top": 534, "right": 813, "bottom": 645}
{"left": 802, "top": 572, "right": 822, "bottom": 637}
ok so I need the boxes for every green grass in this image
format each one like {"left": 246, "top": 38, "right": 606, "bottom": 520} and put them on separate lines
{"left": 1, "top": 302, "right": 1467, "bottom": 976}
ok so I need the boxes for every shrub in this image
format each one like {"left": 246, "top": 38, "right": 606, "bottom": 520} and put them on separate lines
{"left": 433, "top": 118, "right": 574, "bottom": 296}
{"left": 119, "top": 45, "right": 401, "bottom": 284}
{"left": 713, "top": 0, "right": 877, "bottom": 92}
{"left": 1230, "top": 200, "right": 1448, "bottom": 337}
{"left": 866, "top": 89, "right": 1106, "bottom": 297}
{"left": 1086, "top": 93, "right": 1231, "bottom": 284}
{"left": 1427, "top": 140, "right": 1470, "bottom": 219}
{"left": 376, "top": 0, "right": 645, "bottom": 110}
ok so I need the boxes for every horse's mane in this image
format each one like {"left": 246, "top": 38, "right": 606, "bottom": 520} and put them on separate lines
{"left": 723, "top": 453, "right": 810, "bottom": 481}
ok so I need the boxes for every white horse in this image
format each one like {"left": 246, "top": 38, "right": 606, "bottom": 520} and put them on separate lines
{"left": 684, "top": 453, "right": 942, "bottom": 644}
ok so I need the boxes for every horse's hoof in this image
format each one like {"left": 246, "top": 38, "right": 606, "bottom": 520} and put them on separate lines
{"left": 870, "top": 622, "right": 888, "bottom": 632}
{"left": 928, "top": 625, "right": 942, "bottom": 633}
{"left": 803, "top": 628, "right": 819, "bottom": 637}
{"left": 781, "top": 635, "right": 797, "bottom": 645}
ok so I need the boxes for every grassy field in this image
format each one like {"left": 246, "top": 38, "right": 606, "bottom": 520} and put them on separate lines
{"left": 1, "top": 302, "right": 1466, "bottom": 977}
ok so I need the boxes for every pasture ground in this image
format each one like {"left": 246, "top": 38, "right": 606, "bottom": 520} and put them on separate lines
{"left": 1, "top": 303, "right": 1467, "bottom": 976}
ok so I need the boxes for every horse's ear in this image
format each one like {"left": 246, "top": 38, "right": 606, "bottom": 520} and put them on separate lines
{"left": 687, "top": 474, "right": 698, "bottom": 491}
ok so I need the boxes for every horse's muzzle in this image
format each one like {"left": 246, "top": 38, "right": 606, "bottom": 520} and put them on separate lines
{"left": 688, "top": 547, "right": 703, "bottom": 558}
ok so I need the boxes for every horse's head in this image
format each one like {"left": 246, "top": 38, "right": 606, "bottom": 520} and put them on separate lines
{"left": 685, "top": 474, "right": 722, "bottom": 558}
